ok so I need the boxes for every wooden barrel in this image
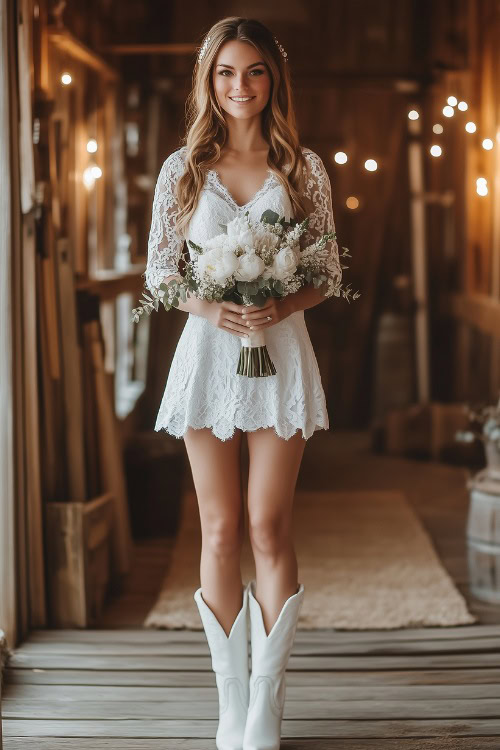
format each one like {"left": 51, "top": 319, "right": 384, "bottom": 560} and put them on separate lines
{"left": 466, "top": 469, "right": 500, "bottom": 604}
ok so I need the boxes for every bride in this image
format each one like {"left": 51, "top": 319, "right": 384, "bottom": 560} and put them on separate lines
{"left": 144, "top": 15, "right": 342, "bottom": 750}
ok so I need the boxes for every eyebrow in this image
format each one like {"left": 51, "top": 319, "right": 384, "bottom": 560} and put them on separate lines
{"left": 216, "top": 62, "right": 265, "bottom": 69}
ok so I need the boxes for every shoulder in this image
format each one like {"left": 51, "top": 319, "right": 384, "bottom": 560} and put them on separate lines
{"left": 300, "top": 146, "right": 327, "bottom": 178}
{"left": 159, "top": 146, "right": 188, "bottom": 180}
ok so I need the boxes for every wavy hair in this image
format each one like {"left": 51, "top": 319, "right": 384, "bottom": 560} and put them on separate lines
{"left": 174, "top": 16, "right": 308, "bottom": 238}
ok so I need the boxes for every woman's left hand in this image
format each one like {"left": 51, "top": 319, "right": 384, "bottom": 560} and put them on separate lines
{"left": 238, "top": 296, "right": 294, "bottom": 331}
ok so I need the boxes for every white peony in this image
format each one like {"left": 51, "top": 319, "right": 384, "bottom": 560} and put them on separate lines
{"left": 197, "top": 247, "right": 239, "bottom": 284}
{"left": 234, "top": 251, "right": 265, "bottom": 281}
{"left": 226, "top": 215, "right": 254, "bottom": 248}
{"left": 271, "top": 246, "right": 299, "bottom": 280}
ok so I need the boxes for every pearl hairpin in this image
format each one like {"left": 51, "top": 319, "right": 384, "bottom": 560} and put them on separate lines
{"left": 274, "top": 37, "right": 288, "bottom": 60}
{"left": 198, "top": 35, "right": 212, "bottom": 63}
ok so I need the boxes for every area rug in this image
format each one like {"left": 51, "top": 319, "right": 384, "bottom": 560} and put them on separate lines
{"left": 144, "top": 489, "right": 477, "bottom": 630}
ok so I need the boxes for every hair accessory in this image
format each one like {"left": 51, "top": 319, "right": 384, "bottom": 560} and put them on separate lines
{"left": 198, "top": 35, "right": 212, "bottom": 63}
{"left": 274, "top": 37, "right": 288, "bottom": 61}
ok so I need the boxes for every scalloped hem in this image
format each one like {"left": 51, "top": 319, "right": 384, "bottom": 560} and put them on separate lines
{"left": 154, "top": 420, "right": 330, "bottom": 442}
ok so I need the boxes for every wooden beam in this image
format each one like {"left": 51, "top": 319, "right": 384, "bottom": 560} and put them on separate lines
{"left": 47, "top": 26, "right": 118, "bottom": 81}
{"left": 441, "top": 293, "right": 500, "bottom": 340}
{"left": 103, "top": 43, "right": 196, "bottom": 56}
{"left": 75, "top": 264, "right": 146, "bottom": 300}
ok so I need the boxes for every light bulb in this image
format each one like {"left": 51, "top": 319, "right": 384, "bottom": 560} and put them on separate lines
{"left": 334, "top": 151, "right": 348, "bottom": 164}
{"left": 443, "top": 106, "right": 454, "bottom": 118}
{"left": 430, "top": 145, "right": 442, "bottom": 157}
{"left": 433, "top": 124, "right": 444, "bottom": 134}
{"left": 465, "top": 121, "right": 477, "bottom": 133}
{"left": 87, "top": 139, "right": 98, "bottom": 153}
{"left": 61, "top": 73, "right": 72, "bottom": 85}
{"left": 408, "top": 110, "right": 419, "bottom": 120}
{"left": 364, "top": 159, "right": 377, "bottom": 172}
{"left": 482, "top": 138, "right": 493, "bottom": 150}
{"left": 447, "top": 96, "right": 458, "bottom": 106}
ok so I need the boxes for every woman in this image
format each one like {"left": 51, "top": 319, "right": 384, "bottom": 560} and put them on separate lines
{"left": 144, "top": 16, "right": 342, "bottom": 750}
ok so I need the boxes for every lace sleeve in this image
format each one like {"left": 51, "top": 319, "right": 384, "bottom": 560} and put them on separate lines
{"left": 301, "top": 148, "right": 342, "bottom": 298}
{"left": 143, "top": 148, "right": 186, "bottom": 297}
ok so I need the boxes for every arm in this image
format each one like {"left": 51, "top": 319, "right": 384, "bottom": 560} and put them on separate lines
{"left": 144, "top": 149, "right": 210, "bottom": 317}
{"left": 287, "top": 148, "right": 342, "bottom": 313}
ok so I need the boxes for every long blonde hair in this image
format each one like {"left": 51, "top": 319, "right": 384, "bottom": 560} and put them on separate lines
{"left": 174, "top": 16, "right": 308, "bottom": 238}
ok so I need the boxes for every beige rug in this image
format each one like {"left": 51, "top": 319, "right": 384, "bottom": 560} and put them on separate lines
{"left": 144, "top": 489, "right": 477, "bottom": 630}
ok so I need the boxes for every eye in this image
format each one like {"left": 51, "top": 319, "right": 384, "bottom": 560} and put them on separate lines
{"left": 217, "top": 68, "right": 266, "bottom": 76}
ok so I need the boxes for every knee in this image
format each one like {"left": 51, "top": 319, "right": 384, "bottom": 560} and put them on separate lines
{"left": 249, "top": 515, "right": 291, "bottom": 557}
{"left": 202, "top": 514, "right": 243, "bottom": 558}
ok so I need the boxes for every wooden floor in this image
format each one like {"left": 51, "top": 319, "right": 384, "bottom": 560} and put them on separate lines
{"left": 3, "top": 625, "right": 500, "bottom": 747}
{"left": 2, "top": 430, "right": 500, "bottom": 747}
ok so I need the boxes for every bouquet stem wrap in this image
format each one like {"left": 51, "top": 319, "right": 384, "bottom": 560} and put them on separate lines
{"left": 237, "top": 328, "right": 276, "bottom": 378}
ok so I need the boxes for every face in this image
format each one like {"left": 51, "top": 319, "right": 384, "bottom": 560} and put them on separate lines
{"left": 212, "top": 39, "right": 271, "bottom": 120}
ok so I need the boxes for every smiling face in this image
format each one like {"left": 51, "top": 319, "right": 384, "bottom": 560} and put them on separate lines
{"left": 212, "top": 39, "right": 271, "bottom": 121}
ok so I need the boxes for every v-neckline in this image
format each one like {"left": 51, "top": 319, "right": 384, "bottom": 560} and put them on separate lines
{"left": 208, "top": 168, "right": 275, "bottom": 210}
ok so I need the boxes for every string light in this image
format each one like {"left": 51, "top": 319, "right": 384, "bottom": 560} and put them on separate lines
{"left": 430, "top": 144, "right": 442, "bottom": 157}
{"left": 447, "top": 96, "right": 458, "bottom": 106}
{"left": 334, "top": 151, "right": 348, "bottom": 164}
{"left": 457, "top": 101, "right": 468, "bottom": 111}
{"left": 482, "top": 138, "right": 493, "bottom": 150}
{"left": 443, "top": 105, "right": 454, "bottom": 117}
{"left": 364, "top": 159, "right": 378, "bottom": 171}
{"left": 465, "top": 121, "right": 477, "bottom": 133}
{"left": 408, "top": 110, "right": 419, "bottom": 120}
{"left": 433, "top": 124, "right": 443, "bottom": 134}
{"left": 87, "top": 139, "right": 98, "bottom": 153}
{"left": 61, "top": 72, "right": 72, "bottom": 85}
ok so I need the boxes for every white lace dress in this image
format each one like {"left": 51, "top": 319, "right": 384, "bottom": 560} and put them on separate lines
{"left": 144, "top": 145, "right": 342, "bottom": 441}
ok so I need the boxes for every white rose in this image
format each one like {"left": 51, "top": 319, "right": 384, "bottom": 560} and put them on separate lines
{"left": 271, "top": 246, "right": 298, "bottom": 281}
{"left": 234, "top": 251, "right": 265, "bottom": 281}
{"left": 226, "top": 215, "right": 254, "bottom": 248}
{"left": 197, "top": 248, "right": 220, "bottom": 279}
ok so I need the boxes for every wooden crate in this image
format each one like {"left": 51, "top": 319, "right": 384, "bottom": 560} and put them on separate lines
{"left": 44, "top": 492, "right": 113, "bottom": 627}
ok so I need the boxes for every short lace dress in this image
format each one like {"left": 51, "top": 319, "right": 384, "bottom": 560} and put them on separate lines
{"left": 143, "top": 145, "right": 342, "bottom": 441}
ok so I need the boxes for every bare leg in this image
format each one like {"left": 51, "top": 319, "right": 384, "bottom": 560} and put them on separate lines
{"left": 246, "top": 428, "right": 306, "bottom": 635}
{"left": 183, "top": 426, "right": 245, "bottom": 636}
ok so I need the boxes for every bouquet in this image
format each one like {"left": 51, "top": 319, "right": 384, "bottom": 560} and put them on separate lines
{"left": 132, "top": 209, "right": 359, "bottom": 377}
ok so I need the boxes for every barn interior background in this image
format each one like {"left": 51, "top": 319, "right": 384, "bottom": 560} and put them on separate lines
{"left": 1, "top": 0, "right": 500, "bottom": 698}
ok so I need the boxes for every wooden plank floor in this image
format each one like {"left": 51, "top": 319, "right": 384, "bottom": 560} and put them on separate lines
{"left": 3, "top": 429, "right": 500, "bottom": 747}
{"left": 3, "top": 625, "right": 500, "bottom": 747}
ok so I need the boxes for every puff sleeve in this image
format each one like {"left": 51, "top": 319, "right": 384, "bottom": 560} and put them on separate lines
{"left": 143, "top": 148, "right": 186, "bottom": 297}
{"left": 301, "top": 148, "right": 343, "bottom": 298}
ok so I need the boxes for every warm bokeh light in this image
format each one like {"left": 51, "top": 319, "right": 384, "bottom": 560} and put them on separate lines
{"left": 408, "top": 110, "right": 419, "bottom": 120}
{"left": 430, "top": 145, "right": 442, "bottom": 157}
{"left": 432, "top": 124, "right": 444, "bottom": 134}
{"left": 346, "top": 196, "right": 359, "bottom": 210}
{"left": 465, "top": 121, "right": 477, "bottom": 133}
{"left": 442, "top": 105, "right": 454, "bottom": 118}
{"left": 447, "top": 96, "right": 458, "bottom": 106}
{"left": 476, "top": 177, "right": 487, "bottom": 186}
{"left": 364, "top": 159, "right": 378, "bottom": 171}
{"left": 477, "top": 183, "right": 488, "bottom": 196}
{"left": 334, "top": 151, "right": 348, "bottom": 164}
{"left": 87, "top": 139, "right": 98, "bottom": 153}
{"left": 83, "top": 167, "right": 95, "bottom": 189}
{"left": 61, "top": 72, "right": 72, "bottom": 85}
{"left": 457, "top": 101, "right": 468, "bottom": 111}
{"left": 482, "top": 138, "right": 494, "bottom": 150}
{"left": 91, "top": 165, "right": 102, "bottom": 178}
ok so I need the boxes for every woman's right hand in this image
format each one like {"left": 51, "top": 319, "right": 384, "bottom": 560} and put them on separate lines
{"left": 202, "top": 300, "right": 250, "bottom": 339}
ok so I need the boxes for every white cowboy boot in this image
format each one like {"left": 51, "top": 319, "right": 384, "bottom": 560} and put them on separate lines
{"left": 243, "top": 579, "right": 305, "bottom": 750}
{"left": 194, "top": 584, "right": 250, "bottom": 750}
